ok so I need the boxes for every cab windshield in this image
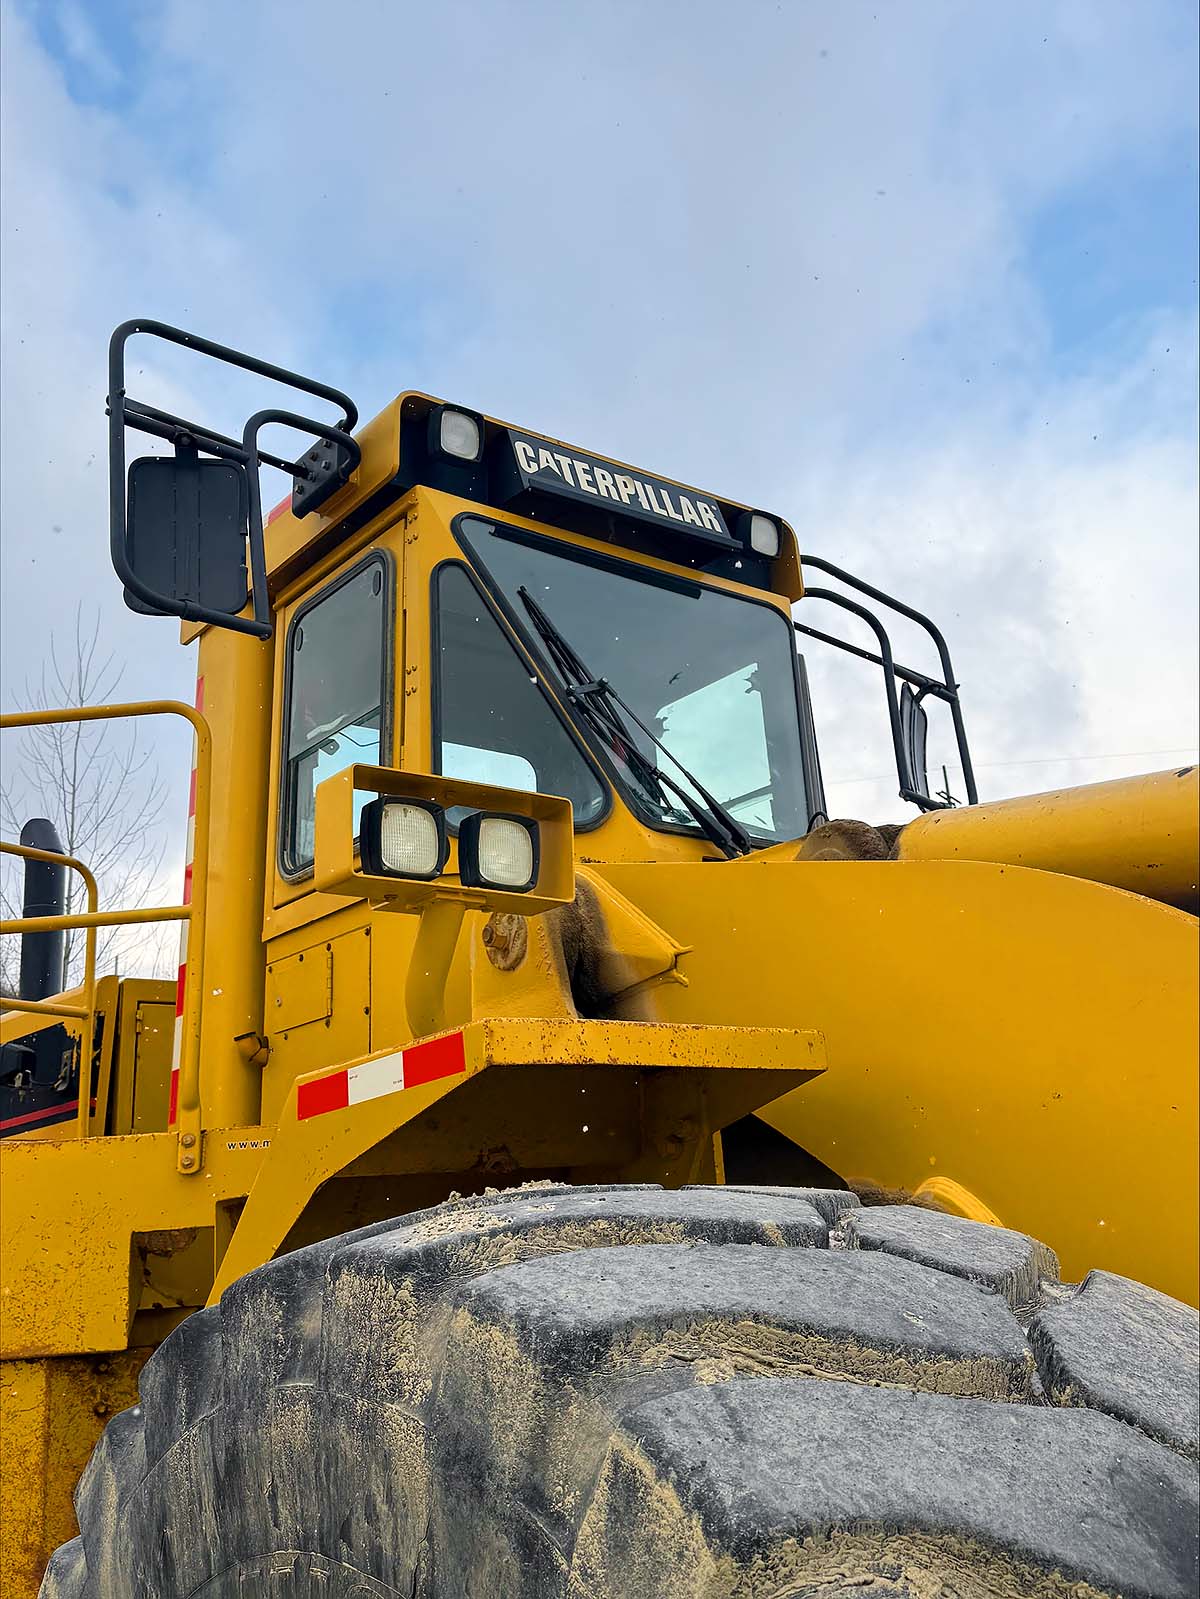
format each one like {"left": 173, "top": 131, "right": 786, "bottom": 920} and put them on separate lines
{"left": 453, "top": 516, "right": 810, "bottom": 842}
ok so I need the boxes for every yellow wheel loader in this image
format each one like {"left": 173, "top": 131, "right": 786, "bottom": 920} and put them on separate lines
{"left": 1, "top": 320, "right": 1196, "bottom": 1597}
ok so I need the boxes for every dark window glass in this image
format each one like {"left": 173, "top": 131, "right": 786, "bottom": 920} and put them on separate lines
{"left": 283, "top": 559, "right": 387, "bottom": 872}
{"left": 456, "top": 517, "right": 809, "bottom": 843}
{"left": 435, "top": 564, "right": 607, "bottom": 826}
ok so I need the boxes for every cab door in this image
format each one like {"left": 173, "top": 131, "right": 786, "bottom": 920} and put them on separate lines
{"left": 260, "top": 544, "right": 399, "bottom": 1124}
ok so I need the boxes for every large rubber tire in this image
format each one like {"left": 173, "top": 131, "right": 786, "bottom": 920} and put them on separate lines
{"left": 43, "top": 1183, "right": 1198, "bottom": 1598}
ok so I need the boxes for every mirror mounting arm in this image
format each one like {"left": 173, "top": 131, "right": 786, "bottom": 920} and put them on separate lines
{"left": 241, "top": 409, "right": 363, "bottom": 627}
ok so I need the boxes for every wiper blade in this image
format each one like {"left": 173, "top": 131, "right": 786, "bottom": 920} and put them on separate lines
{"left": 516, "top": 586, "right": 753, "bottom": 859}
{"left": 510, "top": 590, "right": 666, "bottom": 808}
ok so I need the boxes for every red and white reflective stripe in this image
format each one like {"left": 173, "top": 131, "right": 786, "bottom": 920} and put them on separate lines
{"left": 296, "top": 1031, "right": 466, "bottom": 1121}
{"left": 266, "top": 494, "right": 291, "bottom": 526}
{"left": 170, "top": 675, "right": 204, "bottom": 1127}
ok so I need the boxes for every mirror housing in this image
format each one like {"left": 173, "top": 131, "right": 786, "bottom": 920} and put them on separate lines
{"left": 123, "top": 452, "right": 249, "bottom": 618}
{"left": 899, "top": 684, "right": 930, "bottom": 801}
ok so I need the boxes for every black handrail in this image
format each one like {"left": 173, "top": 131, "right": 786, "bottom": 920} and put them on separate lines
{"left": 796, "top": 554, "right": 977, "bottom": 810}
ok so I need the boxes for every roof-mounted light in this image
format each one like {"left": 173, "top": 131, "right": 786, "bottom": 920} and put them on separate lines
{"left": 742, "top": 512, "right": 781, "bottom": 558}
{"left": 429, "top": 404, "right": 485, "bottom": 463}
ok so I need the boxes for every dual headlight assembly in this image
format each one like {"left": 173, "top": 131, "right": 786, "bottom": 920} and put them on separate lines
{"left": 359, "top": 797, "right": 539, "bottom": 894}
{"left": 314, "top": 764, "right": 573, "bottom": 914}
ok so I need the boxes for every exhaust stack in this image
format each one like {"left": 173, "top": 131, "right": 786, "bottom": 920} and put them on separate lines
{"left": 17, "top": 818, "right": 66, "bottom": 1000}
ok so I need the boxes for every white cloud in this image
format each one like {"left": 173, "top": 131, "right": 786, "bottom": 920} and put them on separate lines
{"left": 795, "top": 309, "right": 1199, "bottom": 820}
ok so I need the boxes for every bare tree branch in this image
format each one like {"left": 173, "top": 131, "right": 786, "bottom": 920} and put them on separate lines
{"left": 1, "top": 610, "right": 173, "bottom": 991}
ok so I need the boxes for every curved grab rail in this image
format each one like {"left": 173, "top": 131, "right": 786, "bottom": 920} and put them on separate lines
{"left": 796, "top": 553, "right": 978, "bottom": 809}
{"left": 1, "top": 842, "right": 98, "bottom": 1137}
{"left": 1, "top": 701, "right": 212, "bottom": 1169}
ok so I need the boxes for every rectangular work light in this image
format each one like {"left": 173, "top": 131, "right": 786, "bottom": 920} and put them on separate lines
{"left": 358, "top": 797, "right": 448, "bottom": 880}
{"left": 738, "top": 512, "right": 781, "bottom": 558}
{"left": 429, "top": 404, "right": 485, "bottom": 463}
{"left": 458, "top": 812, "right": 540, "bottom": 893}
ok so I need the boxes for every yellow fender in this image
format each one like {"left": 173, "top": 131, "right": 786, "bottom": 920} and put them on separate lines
{"left": 600, "top": 857, "right": 1199, "bottom": 1306}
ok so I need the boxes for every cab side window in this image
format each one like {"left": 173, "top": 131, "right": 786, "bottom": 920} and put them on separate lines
{"left": 282, "top": 556, "right": 390, "bottom": 874}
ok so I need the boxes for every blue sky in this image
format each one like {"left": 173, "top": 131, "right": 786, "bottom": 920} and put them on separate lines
{"left": 1, "top": 0, "right": 1197, "bottom": 874}
{"left": 1026, "top": 163, "right": 1197, "bottom": 357}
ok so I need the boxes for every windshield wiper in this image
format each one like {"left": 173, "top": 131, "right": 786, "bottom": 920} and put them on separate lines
{"left": 516, "top": 586, "right": 753, "bottom": 859}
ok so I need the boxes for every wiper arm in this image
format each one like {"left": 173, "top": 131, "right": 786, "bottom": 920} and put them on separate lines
{"left": 514, "top": 594, "right": 666, "bottom": 807}
{"left": 516, "top": 586, "right": 753, "bottom": 859}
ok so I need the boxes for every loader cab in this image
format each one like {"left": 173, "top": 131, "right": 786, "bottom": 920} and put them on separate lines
{"left": 245, "top": 392, "right": 975, "bottom": 894}
{"left": 175, "top": 390, "right": 829, "bottom": 1123}
{"left": 260, "top": 392, "right": 825, "bottom": 896}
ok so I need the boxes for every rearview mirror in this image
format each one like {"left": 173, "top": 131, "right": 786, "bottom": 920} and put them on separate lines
{"left": 899, "top": 684, "right": 930, "bottom": 800}
{"left": 123, "top": 453, "right": 249, "bottom": 618}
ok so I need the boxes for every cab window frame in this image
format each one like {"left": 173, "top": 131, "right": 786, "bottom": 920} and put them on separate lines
{"left": 450, "top": 513, "right": 813, "bottom": 846}
{"left": 278, "top": 548, "right": 395, "bottom": 881}
{"left": 429, "top": 558, "right": 612, "bottom": 833}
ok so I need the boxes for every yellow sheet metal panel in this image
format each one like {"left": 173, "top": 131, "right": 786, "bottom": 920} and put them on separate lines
{"left": 0, "top": 1358, "right": 47, "bottom": 1595}
{"left": 262, "top": 925, "right": 371, "bottom": 1125}
{"left": 0, "top": 1351, "right": 147, "bottom": 1597}
{"left": 900, "top": 765, "right": 1200, "bottom": 911}
{"left": 71, "top": 976, "right": 174, "bottom": 1137}
{"left": 0, "top": 983, "right": 87, "bottom": 1045}
{"left": 0, "top": 1132, "right": 269, "bottom": 1358}
{"left": 190, "top": 624, "right": 274, "bottom": 1130}
{"left": 367, "top": 907, "right": 428, "bottom": 1052}
{"left": 129, "top": 995, "right": 175, "bottom": 1134}
{"left": 269, "top": 945, "right": 334, "bottom": 1030}
{"left": 574, "top": 866, "right": 690, "bottom": 1000}
{"left": 599, "top": 857, "right": 1199, "bottom": 1306}
{"left": 466, "top": 1016, "right": 825, "bottom": 1073}
{"left": 462, "top": 907, "right": 579, "bottom": 1030}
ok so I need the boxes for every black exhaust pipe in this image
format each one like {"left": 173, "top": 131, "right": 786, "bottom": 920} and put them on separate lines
{"left": 18, "top": 818, "right": 66, "bottom": 1001}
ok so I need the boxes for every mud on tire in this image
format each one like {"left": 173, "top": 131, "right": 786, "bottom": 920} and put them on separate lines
{"left": 43, "top": 1184, "right": 1199, "bottom": 1598}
